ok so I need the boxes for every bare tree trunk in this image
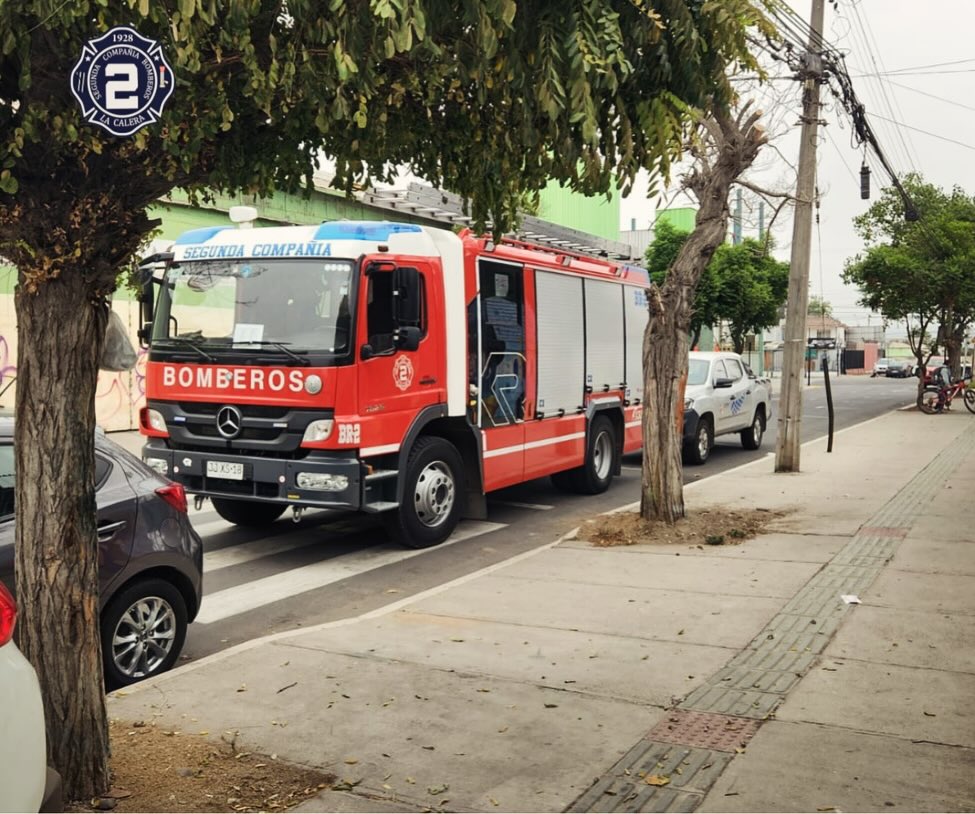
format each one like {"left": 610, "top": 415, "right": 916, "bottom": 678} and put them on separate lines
{"left": 640, "top": 106, "right": 767, "bottom": 522}
{"left": 14, "top": 272, "right": 110, "bottom": 799}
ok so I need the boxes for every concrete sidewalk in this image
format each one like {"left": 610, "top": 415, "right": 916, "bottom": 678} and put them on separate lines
{"left": 109, "top": 410, "right": 975, "bottom": 813}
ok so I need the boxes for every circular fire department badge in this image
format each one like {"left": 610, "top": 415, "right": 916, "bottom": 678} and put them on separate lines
{"left": 69, "top": 26, "right": 174, "bottom": 137}
{"left": 392, "top": 354, "right": 414, "bottom": 391}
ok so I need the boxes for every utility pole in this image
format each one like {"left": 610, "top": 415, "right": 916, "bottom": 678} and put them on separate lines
{"left": 775, "top": 0, "right": 825, "bottom": 473}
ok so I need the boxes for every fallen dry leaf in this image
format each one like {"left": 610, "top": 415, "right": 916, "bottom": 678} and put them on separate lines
{"left": 646, "top": 775, "right": 670, "bottom": 787}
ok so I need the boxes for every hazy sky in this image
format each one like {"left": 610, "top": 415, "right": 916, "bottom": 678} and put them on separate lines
{"left": 619, "top": 0, "right": 975, "bottom": 328}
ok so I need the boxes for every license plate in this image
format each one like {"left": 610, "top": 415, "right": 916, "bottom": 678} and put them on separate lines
{"left": 206, "top": 460, "right": 244, "bottom": 481}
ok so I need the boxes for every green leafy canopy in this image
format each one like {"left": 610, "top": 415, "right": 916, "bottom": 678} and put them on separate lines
{"left": 1, "top": 0, "right": 773, "bottom": 293}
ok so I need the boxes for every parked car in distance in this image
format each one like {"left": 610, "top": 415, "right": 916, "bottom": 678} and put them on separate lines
{"left": 0, "top": 582, "right": 56, "bottom": 813}
{"left": 921, "top": 356, "right": 946, "bottom": 385}
{"left": 0, "top": 418, "right": 203, "bottom": 689}
{"left": 683, "top": 352, "right": 773, "bottom": 465}
{"left": 885, "top": 359, "right": 914, "bottom": 378}
{"left": 871, "top": 357, "right": 893, "bottom": 377}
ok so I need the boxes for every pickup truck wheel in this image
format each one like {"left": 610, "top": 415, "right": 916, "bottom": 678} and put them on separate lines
{"left": 741, "top": 409, "right": 765, "bottom": 450}
{"left": 385, "top": 436, "right": 463, "bottom": 549}
{"left": 212, "top": 498, "right": 285, "bottom": 527}
{"left": 684, "top": 416, "right": 713, "bottom": 465}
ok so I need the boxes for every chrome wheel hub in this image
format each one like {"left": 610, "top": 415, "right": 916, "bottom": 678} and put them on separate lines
{"left": 112, "top": 596, "right": 176, "bottom": 679}
{"left": 593, "top": 430, "right": 613, "bottom": 480}
{"left": 414, "top": 461, "right": 455, "bottom": 528}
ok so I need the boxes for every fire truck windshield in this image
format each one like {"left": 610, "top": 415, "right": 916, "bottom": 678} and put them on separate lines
{"left": 151, "top": 258, "right": 356, "bottom": 360}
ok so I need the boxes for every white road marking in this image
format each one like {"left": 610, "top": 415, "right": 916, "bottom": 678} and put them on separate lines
{"left": 490, "top": 500, "right": 554, "bottom": 511}
{"left": 205, "top": 530, "right": 326, "bottom": 573}
{"left": 194, "top": 520, "right": 506, "bottom": 624}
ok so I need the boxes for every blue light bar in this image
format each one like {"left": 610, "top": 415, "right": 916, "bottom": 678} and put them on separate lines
{"left": 313, "top": 221, "right": 422, "bottom": 242}
{"left": 174, "top": 226, "right": 234, "bottom": 245}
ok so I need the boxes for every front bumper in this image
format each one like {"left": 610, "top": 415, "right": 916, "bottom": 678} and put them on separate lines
{"left": 143, "top": 441, "right": 362, "bottom": 509}
{"left": 682, "top": 409, "right": 701, "bottom": 444}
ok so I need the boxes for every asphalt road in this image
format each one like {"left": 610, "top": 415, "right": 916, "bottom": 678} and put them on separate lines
{"left": 177, "top": 373, "right": 919, "bottom": 666}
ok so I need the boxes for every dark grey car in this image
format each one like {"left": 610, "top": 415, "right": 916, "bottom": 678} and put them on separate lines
{"left": 0, "top": 417, "right": 203, "bottom": 688}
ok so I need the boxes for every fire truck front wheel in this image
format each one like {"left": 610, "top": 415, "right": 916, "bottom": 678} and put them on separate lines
{"left": 384, "top": 436, "right": 464, "bottom": 549}
{"left": 211, "top": 497, "right": 286, "bottom": 527}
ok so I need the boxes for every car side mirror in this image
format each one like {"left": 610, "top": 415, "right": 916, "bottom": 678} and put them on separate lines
{"left": 714, "top": 377, "right": 735, "bottom": 388}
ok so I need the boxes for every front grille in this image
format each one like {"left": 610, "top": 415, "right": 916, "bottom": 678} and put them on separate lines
{"left": 180, "top": 403, "right": 290, "bottom": 420}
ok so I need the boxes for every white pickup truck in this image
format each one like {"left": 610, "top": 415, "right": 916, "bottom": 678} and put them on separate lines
{"left": 682, "top": 351, "right": 773, "bottom": 465}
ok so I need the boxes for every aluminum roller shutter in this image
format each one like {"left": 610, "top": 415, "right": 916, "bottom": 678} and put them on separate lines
{"left": 535, "top": 271, "right": 585, "bottom": 416}
{"left": 584, "top": 280, "right": 625, "bottom": 393}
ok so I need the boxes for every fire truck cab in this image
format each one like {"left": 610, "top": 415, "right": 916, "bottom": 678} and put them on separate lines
{"left": 139, "top": 218, "right": 648, "bottom": 548}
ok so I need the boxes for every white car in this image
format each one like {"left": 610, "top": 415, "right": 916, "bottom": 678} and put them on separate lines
{"left": 683, "top": 351, "right": 773, "bottom": 465}
{"left": 0, "top": 582, "right": 52, "bottom": 813}
{"left": 871, "top": 357, "right": 893, "bottom": 377}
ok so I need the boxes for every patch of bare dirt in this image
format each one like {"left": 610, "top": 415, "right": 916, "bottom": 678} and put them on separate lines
{"left": 68, "top": 719, "right": 335, "bottom": 813}
{"left": 582, "top": 506, "right": 788, "bottom": 548}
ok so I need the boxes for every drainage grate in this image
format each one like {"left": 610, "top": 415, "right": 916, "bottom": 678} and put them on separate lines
{"left": 647, "top": 710, "right": 761, "bottom": 752}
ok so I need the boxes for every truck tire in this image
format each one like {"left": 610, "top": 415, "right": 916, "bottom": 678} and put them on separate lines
{"left": 385, "top": 436, "right": 464, "bottom": 549}
{"left": 100, "top": 578, "right": 187, "bottom": 689}
{"left": 740, "top": 408, "right": 765, "bottom": 450}
{"left": 684, "top": 415, "right": 713, "bottom": 465}
{"left": 551, "top": 415, "right": 616, "bottom": 495}
{"left": 211, "top": 497, "right": 285, "bottom": 527}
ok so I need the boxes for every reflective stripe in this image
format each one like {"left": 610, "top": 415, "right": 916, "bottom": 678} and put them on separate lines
{"left": 483, "top": 431, "right": 587, "bottom": 459}
{"left": 361, "top": 443, "right": 400, "bottom": 457}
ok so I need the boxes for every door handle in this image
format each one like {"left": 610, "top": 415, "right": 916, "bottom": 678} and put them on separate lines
{"left": 420, "top": 377, "right": 437, "bottom": 385}
{"left": 97, "top": 520, "right": 127, "bottom": 542}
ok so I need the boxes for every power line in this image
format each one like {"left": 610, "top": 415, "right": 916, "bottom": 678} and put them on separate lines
{"left": 866, "top": 112, "right": 975, "bottom": 153}
{"left": 881, "top": 78, "right": 975, "bottom": 114}
{"left": 874, "top": 56, "right": 975, "bottom": 75}
{"left": 847, "top": 0, "right": 921, "bottom": 175}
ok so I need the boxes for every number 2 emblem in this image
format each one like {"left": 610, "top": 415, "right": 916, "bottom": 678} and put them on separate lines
{"left": 70, "top": 26, "right": 174, "bottom": 137}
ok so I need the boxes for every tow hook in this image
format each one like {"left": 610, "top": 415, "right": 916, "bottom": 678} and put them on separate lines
{"left": 194, "top": 495, "right": 205, "bottom": 512}
{"left": 292, "top": 507, "right": 304, "bottom": 523}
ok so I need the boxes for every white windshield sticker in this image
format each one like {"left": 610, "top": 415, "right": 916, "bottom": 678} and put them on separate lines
{"left": 233, "top": 323, "right": 264, "bottom": 344}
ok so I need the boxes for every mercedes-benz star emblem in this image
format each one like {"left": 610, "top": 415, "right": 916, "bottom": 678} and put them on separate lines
{"left": 216, "top": 406, "right": 243, "bottom": 439}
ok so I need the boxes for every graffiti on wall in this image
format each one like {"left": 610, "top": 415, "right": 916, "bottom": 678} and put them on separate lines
{"left": 0, "top": 308, "right": 147, "bottom": 431}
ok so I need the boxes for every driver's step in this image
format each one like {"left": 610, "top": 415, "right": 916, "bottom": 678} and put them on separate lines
{"left": 362, "top": 500, "right": 398, "bottom": 514}
{"left": 365, "top": 469, "right": 398, "bottom": 482}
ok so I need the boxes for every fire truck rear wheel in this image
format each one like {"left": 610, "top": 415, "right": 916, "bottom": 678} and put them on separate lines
{"left": 211, "top": 498, "right": 286, "bottom": 527}
{"left": 384, "top": 436, "right": 464, "bottom": 549}
{"left": 552, "top": 415, "right": 616, "bottom": 495}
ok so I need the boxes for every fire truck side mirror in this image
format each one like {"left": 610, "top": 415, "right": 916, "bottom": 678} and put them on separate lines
{"left": 393, "top": 326, "right": 422, "bottom": 352}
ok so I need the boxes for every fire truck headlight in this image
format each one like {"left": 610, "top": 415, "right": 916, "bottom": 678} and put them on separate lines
{"left": 143, "top": 457, "right": 169, "bottom": 476}
{"left": 305, "top": 374, "right": 323, "bottom": 395}
{"left": 302, "top": 419, "right": 334, "bottom": 443}
{"left": 296, "top": 472, "right": 348, "bottom": 492}
{"left": 143, "top": 408, "right": 168, "bottom": 434}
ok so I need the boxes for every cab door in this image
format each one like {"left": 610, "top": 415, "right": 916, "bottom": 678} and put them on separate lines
{"left": 357, "top": 258, "right": 446, "bottom": 455}
{"left": 715, "top": 357, "right": 752, "bottom": 433}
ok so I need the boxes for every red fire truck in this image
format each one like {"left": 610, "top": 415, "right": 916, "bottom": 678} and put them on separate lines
{"left": 139, "top": 218, "right": 648, "bottom": 548}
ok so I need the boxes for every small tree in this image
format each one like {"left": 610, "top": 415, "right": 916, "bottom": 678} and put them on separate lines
{"left": 709, "top": 239, "right": 788, "bottom": 353}
{"left": 843, "top": 175, "right": 975, "bottom": 387}
{"left": 641, "top": 105, "right": 767, "bottom": 523}
{"left": 807, "top": 296, "right": 833, "bottom": 317}
{"left": 647, "top": 225, "right": 787, "bottom": 353}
